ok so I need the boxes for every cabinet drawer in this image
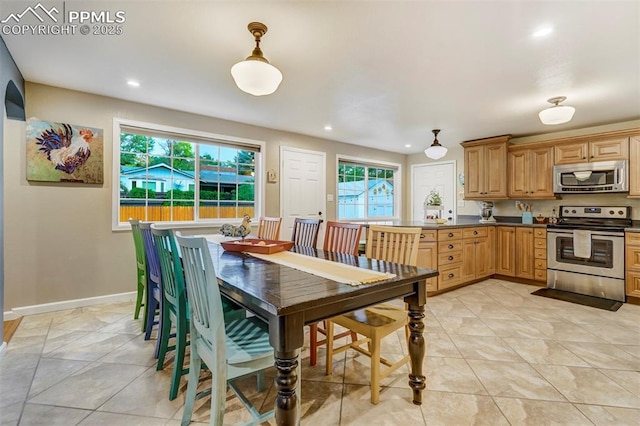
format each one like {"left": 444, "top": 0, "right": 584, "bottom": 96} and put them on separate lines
{"left": 419, "top": 230, "right": 438, "bottom": 242}
{"left": 534, "top": 269, "right": 547, "bottom": 281}
{"left": 534, "top": 248, "right": 547, "bottom": 259}
{"left": 438, "top": 251, "right": 463, "bottom": 265}
{"left": 438, "top": 265, "right": 463, "bottom": 289}
{"left": 627, "top": 232, "right": 640, "bottom": 245}
{"left": 534, "top": 259, "right": 547, "bottom": 269}
{"left": 438, "top": 241, "right": 463, "bottom": 253}
{"left": 626, "top": 270, "right": 640, "bottom": 297}
{"left": 626, "top": 246, "right": 640, "bottom": 271}
{"left": 462, "top": 228, "right": 488, "bottom": 239}
{"left": 534, "top": 228, "right": 547, "bottom": 239}
{"left": 534, "top": 238, "right": 547, "bottom": 249}
{"left": 438, "top": 229, "right": 463, "bottom": 241}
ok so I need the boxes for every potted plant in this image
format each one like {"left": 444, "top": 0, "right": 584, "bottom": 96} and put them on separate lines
{"left": 423, "top": 189, "right": 444, "bottom": 223}
{"left": 424, "top": 189, "right": 442, "bottom": 207}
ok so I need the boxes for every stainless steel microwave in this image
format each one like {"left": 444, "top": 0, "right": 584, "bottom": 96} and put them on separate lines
{"left": 553, "top": 160, "right": 628, "bottom": 194}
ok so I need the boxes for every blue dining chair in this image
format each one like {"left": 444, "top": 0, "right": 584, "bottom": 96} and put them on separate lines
{"left": 175, "top": 232, "right": 274, "bottom": 426}
{"left": 139, "top": 222, "right": 163, "bottom": 358}
{"left": 129, "top": 218, "right": 147, "bottom": 331}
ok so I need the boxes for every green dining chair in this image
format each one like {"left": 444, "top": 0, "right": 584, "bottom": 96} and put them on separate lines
{"left": 176, "top": 232, "right": 274, "bottom": 426}
{"left": 129, "top": 218, "right": 148, "bottom": 331}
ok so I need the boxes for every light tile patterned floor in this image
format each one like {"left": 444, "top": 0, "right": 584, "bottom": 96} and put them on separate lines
{"left": 1, "top": 279, "right": 639, "bottom": 425}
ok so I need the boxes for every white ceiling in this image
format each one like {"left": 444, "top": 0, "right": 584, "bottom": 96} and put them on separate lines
{"left": 3, "top": 1, "right": 639, "bottom": 154}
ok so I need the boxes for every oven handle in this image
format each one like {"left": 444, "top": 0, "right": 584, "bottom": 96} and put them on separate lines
{"left": 547, "top": 230, "right": 625, "bottom": 238}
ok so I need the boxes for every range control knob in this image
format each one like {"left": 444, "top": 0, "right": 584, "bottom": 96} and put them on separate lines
{"left": 610, "top": 210, "right": 615, "bottom": 215}
{"left": 619, "top": 210, "right": 624, "bottom": 216}
{"left": 571, "top": 210, "right": 577, "bottom": 214}
{"left": 564, "top": 209, "right": 569, "bottom": 214}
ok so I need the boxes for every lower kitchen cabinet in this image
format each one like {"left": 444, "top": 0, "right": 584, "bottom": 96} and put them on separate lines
{"left": 496, "top": 226, "right": 515, "bottom": 276}
{"left": 417, "top": 230, "right": 438, "bottom": 292}
{"left": 461, "top": 227, "right": 494, "bottom": 282}
{"left": 437, "top": 229, "right": 463, "bottom": 289}
{"left": 533, "top": 228, "right": 547, "bottom": 282}
{"left": 496, "top": 225, "right": 538, "bottom": 279}
{"left": 626, "top": 232, "right": 640, "bottom": 297}
{"left": 515, "top": 227, "right": 535, "bottom": 279}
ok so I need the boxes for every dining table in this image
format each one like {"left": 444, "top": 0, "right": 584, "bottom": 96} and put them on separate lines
{"left": 205, "top": 238, "right": 438, "bottom": 425}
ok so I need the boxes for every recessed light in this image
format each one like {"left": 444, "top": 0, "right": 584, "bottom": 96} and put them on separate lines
{"left": 127, "top": 80, "right": 140, "bottom": 87}
{"left": 324, "top": 125, "right": 332, "bottom": 131}
{"left": 532, "top": 27, "right": 553, "bottom": 38}
{"left": 404, "top": 144, "right": 411, "bottom": 148}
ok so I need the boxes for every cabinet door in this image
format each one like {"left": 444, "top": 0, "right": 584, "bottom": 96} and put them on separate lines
{"left": 515, "top": 227, "right": 535, "bottom": 279}
{"left": 496, "top": 227, "right": 515, "bottom": 276}
{"left": 417, "top": 241, "right": 438, "bottom": 292}
{"left": 464, "top": 146, "right": 484, "bottom": 199}
{"left": 485, "top": 143, "right": 508, "bottom": 198}
{"left": 555, "top": 142, "right": 588, "bottom": 165}
{"left": 627, "top": 271, "right": 640, "bottom": 298}
{"left": 590, "top": 138, "right": 629, "bottom": 161}
{"left": 461, "top": 238, "right": 477, "bottom": 282}
{"left": 528, "top": 146, "right": 555, "bottom": 197}
{"left": 508, "top": 150, "right": 528, "bottom": 198}
{"left": 630, "top": 136, "right": 640, "bottom": 197}
{"left": 475, "top": 235, "right": 493, "bottom": 278}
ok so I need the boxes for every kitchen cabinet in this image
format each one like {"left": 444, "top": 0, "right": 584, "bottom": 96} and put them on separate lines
{"left": 515, "top": 227, "right": 535, "bottom": 279}
{"left": 495, "top": 226, "right": 515, "bottom": 276}
{"left": 417, "top": 230, "right": 438, "bottom": 292}
{"left": 508, "top": 146, "right": 555, "bottom": 198}
{"left": 461, "top": 227, "right": 494, "bottom": 282}
{"left": 630, "top": 135, "right": 640, "bottom": 197}
{"left": 626, "top": 232, "right": 640, "bottom": 298}
{"left": 437, "top": 229, "right": 463, "bottom": 290}
{"left": 555, "top": 137, "right": 629, "bottom": 165}
{"left": 533, "top": 228, "right": 547, "bottom": 282}
{"left": 462, "top": 135, "right": 509, "bottom": 200}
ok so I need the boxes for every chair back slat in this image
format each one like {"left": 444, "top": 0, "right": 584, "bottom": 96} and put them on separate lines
{"left": 291, "top": 218, "right": 323, "bottom": 248}
{"left": 140, "top": 222, "right": 161, "bottom": 285}
{"left": 129, "top": 219, "right": 146, "bottom": 270}
{"left": 365, "top": 225, "right": 420, "bottom": 266}
{"left": 175, "top": 233, "right": 225, "bottom": 348}
{"left": 257, "top": 216, "right": 282, "bottom": 240}
{"left": 151, "top": 226, "right": 186, "bottom": 310}
{"left": 323, "top": 221, "right": 363, "bottom": 256}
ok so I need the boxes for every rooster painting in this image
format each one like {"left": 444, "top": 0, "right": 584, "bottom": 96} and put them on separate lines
{"left": 220, "top": 214, "right": 252, "bottom": 239}
{"left": 26, "top": 119, "right": 103, "bottom": 184}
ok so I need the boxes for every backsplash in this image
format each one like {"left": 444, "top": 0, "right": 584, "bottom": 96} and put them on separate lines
{"left": 492, "top": 194, "right": 639, "bottom": 220}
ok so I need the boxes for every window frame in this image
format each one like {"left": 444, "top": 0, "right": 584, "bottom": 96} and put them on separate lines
{"left": 112, "top": 118, "right": 266, "bottom": 230}
{"left": 335, "top": 154, "right": 402, "bottom": 222}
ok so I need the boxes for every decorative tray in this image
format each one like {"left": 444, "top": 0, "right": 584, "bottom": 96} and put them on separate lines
{"left": 220, "top": 239, "right": 294, "bottom": 254}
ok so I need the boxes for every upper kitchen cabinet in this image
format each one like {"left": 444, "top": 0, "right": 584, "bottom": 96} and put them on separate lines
{"left": 462, "top": 135, "right": 510, "bottom": 200}
{"left": 555, "top": 137, "right": 629, "bottom": 165}
{"left": 508, "top": 145, "right": 555, "bottom": 199}
{"left": 630, "top": 135, "right": 640, "bottom": 198}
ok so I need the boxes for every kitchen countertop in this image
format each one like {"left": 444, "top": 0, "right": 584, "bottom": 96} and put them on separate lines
{"left": 358, "top": 216, "right": 548, "bottom": 229}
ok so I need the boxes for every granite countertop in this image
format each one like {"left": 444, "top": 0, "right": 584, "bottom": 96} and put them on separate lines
{"left": 359, "top": 216, "right": 548, "bottom": 229}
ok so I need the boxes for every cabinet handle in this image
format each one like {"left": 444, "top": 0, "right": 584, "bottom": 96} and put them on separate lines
{"left": 448, "top": 256, "right": 454, "bottom": 261}
{"left": 448, "top": 273, "right": 454, "bottom": 278}
{"left": 473, "top": 230, "right": 478, "bottom": 235}
{"left": 448, "top": 233, "right": 454, "bottom": 237}
{"left": 420, "top": 234, "right": 425, "bottom": 239}
{"left": 448, "top": 244, "right": 454, "bottom": 249}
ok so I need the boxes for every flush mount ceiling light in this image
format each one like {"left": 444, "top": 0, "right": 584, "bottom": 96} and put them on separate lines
{"left": 231, "top": 22, "right": 283, "bottom": 96}
{"left": 539, "top": 96, "right": 575, "bottom": 125}
{"left": 424, "top": 129, "right": 448, "bottom": 160}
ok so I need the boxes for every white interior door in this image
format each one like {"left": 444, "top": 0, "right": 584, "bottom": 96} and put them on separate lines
{"left": 411, "top": 161, "right": 456, "bottom": 222}
{"left": 280, "top": 147, "right": 326, "bottom": 245}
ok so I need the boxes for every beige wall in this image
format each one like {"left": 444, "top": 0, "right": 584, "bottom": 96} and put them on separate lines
{"left": 4, "top": 83, "right": 406, "bottom": 310}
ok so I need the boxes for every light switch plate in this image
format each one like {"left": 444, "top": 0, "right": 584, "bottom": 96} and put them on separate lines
{"left": 327, "top": 194, "right": 334, "bottom": 202}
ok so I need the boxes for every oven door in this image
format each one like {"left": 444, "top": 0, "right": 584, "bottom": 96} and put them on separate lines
{"left": 547, "top": 229, "right": 625, "bottom": 279}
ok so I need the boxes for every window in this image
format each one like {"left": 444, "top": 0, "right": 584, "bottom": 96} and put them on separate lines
{"left": 113, "top": 119, "right": 264, "bottom": 229}
{"left": 337, "top": 158, "right": 400, "bottom": 220}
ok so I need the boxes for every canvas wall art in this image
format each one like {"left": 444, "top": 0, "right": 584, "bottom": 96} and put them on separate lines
{"left": 26, "top": 118, "right": 104, "bottom": 184}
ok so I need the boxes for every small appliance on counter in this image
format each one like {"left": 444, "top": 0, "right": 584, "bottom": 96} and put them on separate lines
{"left": 479, "top": 201, "right": 496, "bottom": 223}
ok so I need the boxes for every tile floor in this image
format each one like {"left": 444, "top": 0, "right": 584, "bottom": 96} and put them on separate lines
{"left": 1, "top": 279, "right": 639, "bottom": 425}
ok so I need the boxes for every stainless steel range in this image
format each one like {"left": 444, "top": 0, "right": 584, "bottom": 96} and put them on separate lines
{"left": 547, "top": 206, "right": 632, "bottom": 302}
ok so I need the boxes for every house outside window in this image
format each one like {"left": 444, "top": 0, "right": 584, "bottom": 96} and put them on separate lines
{"left": 113, "top": 119, "right": 264, "bottom": 229}
{"left": 337, "top": 157, "right": 400, "bottom": 221}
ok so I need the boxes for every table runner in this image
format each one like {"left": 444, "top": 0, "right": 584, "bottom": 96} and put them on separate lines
{"left": 249, "top": 251, "right": 395, "bottom": 286}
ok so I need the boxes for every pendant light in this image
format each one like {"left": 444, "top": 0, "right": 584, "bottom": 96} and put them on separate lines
{"left": 424, "top": 129, "right": 447, "bottom": 160}
{"left": 231, "top": 22, "right": 283, "bottom": 96}
{"left": 539, "top": 96, "right": 575, "bottom": 125}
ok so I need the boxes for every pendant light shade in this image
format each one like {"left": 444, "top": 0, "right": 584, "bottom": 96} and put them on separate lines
{"left": 231, "top": 22, "right": 283, "bottom": 96}
{"left": 424, "top": 129, "right": 448, "bottom": 160}
{"left": 539, "top": 96, "right": 575, "bottom": 125}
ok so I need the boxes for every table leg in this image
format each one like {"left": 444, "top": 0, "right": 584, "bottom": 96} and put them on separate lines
{"left": 406, "top": 303, "right": 426, "bottom": 405}
{"left": 274, "top": 351, "right": 299, "bottom": 425}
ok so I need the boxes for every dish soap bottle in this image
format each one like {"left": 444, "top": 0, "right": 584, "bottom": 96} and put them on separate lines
{"left": 550, "top": 208, "right": 557, "bottom": 224}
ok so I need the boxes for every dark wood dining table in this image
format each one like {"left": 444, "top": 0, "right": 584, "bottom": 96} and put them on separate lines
{"left": 207, "top": 242, "right": 438, "bottom": 425}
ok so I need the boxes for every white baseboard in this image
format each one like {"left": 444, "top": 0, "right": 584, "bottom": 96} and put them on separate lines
{"left": 3, "top": 291, "right": 137, "bottom": 321}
